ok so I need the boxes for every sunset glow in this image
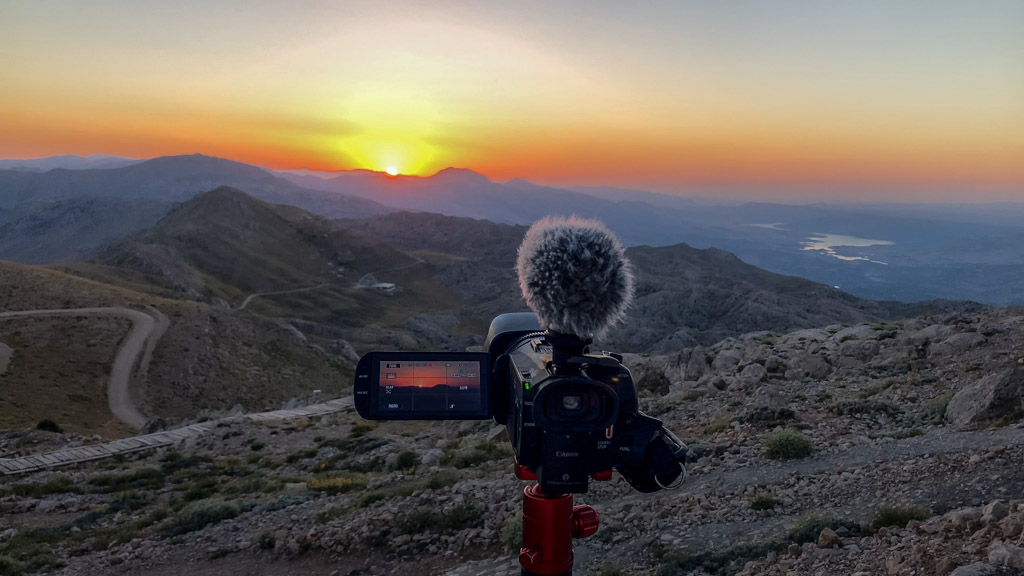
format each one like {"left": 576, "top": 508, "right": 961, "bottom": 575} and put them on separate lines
{"left": 1, "top": 1, "right": 1022, "bottom": 201}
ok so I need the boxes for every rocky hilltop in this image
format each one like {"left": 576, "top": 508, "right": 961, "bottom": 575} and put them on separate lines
{"left": 2, "top": 308, "right": 1022, "bottom": 576}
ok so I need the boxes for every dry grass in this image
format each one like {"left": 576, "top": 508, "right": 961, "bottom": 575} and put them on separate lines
{"left": 0, "top": 315, "right": 136, "bottom": 436}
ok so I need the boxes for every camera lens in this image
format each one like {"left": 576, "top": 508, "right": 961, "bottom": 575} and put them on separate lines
{"left": 562, "top": 395, "right": 582, "bottom": 411}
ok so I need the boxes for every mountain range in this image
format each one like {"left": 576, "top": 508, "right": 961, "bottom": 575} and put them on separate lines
{"left": 1, "top": 153, "right": 1023, "bottom": 306}
{"left": 341, "top": 211, "right": 978, "bottom": 353}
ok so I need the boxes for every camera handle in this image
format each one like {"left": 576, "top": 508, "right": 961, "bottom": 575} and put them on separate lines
{"left": 516, "top": 465, "right": 603, "bottom": 576}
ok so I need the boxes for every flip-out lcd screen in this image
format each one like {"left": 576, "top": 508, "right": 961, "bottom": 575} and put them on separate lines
{"left": 354, "top": 352, "right": 491, "bottom": 420}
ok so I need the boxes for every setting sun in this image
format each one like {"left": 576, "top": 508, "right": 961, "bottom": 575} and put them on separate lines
{"left": 385, "top": 166, "right": 398, "bottom": 176}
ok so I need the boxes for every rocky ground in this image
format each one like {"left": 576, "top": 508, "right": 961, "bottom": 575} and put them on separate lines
{"left": 2, "top": 308, "right": 1024, "bottom": 575}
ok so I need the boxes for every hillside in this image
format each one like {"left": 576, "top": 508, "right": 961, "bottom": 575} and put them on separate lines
{"left": 91, "top": 187, "right": 408, "bottom": 302}
{"left": 0, "top": 260, "right": 352, "bottom": 433}
{"left": 0, "top": 197, "right": 173, "bottom": 264}
{"left": 75, "top": 188, "right": 480, "bottom": 353}
{"left": 344, "top": 212, "right": 978, "bottom": 353}
{"left": 1, "top": 308, "right": 1022, "bottom": 576}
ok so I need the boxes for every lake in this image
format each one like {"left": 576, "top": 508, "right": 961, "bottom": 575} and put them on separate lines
{"left": 801, "top": 233, "right": 894, "bottom": 264}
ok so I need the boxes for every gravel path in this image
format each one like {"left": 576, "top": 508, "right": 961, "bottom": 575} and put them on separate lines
{"left": 0, "top": 307, "right": 166, "bottom": 430}
{"left": 237, "top": 284, "right": 329, "bottom": 310}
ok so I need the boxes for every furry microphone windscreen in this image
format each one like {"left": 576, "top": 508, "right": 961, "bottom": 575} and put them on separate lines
{"left": 516, "top": 215, "right": 635, "bottom": 339}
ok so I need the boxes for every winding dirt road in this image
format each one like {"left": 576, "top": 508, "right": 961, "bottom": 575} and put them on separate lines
{"left": 0, "top": 307, "right": 166, "bottom": 430}
{"left": 237, "top": 284, "right": 329, "bottom": 310}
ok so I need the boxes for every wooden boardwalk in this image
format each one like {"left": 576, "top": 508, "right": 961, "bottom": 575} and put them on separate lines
{"left": 0, "top": 397, "right": 353, "bottom": 476}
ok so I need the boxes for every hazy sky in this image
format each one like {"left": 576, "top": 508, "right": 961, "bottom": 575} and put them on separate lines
{"left": 1, "top": 0, "right": 1022, "bottom": 200}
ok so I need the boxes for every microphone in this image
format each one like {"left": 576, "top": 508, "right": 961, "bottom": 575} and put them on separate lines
{"left": 515, "top": 215, "right": 635, "bottom": 339}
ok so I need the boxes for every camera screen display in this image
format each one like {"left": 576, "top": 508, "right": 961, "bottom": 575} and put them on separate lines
{"left": 377, "top": 359, "right": 484, "bottom": 414}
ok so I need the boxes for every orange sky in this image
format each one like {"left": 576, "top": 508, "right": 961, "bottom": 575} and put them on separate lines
{"left": 1, "top": 1, "right": 1022, "bottom": 201}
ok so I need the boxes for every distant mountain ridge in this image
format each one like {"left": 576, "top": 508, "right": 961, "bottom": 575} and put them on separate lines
{"left": 342, "top": 211, "right": 981, "bottom": 353}
{"left": 0, "top": 154, "right": 390, "bottom": 217}
{"left": 0, "top": 154, "right": 141, "bottom": 172}
{"left": 0, "top": 154, "right": 394, "bottom": 265}
{"left": 2, "top": 152, "right": 1022, "bottom": 305}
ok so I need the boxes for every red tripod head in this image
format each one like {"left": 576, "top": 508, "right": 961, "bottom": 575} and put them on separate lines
{"left": 516, "top": 464, "right": 610, "bottom": 576}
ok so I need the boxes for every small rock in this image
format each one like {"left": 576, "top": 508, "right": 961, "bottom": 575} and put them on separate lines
{"left": 945, "top": 508, "right": 983, "bottom": 532}
{"left": 817, "top": 527, "right": 841, "bottom": 549}
{"left": 982, "top": 501, "right": 1010, "bottom": 525}
{"left": 422, "top": 449, "right": 445, "bottom": 466}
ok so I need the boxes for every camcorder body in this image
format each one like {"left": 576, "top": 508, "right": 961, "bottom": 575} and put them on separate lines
{"left": 354, "top": 312, "right": 687, "bottom": 495}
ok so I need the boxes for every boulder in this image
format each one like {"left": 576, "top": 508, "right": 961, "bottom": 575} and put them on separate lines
{"left": 982, "top": 501, "right": 1010, "bottom": 525}
{"left": 682, "top": 347, "right": 708, "bottom": 381}
{"left": 632, "top": 361, "right": 671, "bottom": 395}
{"left": 944, "top": 508, "right": 983, "bottom": 532}
{"left": 738, "top": 363, "right": 768, "bottom": 384}
{"left": 712, "top": 350, "right": 743, "bottom": 374}
{"left": 946, "top": 369, "right": 1024, "bottom": 430}
{"left": 930, "top": 332, "right": 987, "bottom": 358}
{"left": 816, "top": 527, "right": 841, "bottom": 549}
{"left": 989, "top": 543, "right": 1024, "bottom": 570}
{"left": 784, "top": 353, "right": 832, "bottom": 381}
{"left": 421, "top": 449, "right": 445, "bottom": 466}
{"left": 838, "top": 339, "right": 880, "bottom": 361}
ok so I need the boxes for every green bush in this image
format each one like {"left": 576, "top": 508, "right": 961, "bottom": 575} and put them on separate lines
{"left": 286, "top": 448, "right": 318, "bottom": 463}
{"left": 500, "top": 513, "right": 523, "bottom": 552}
{"left": 6, "top": 476, "right": 79, "bottom": 499}
{"left": 249, "top": 441, "right": 265, "bottom": 452}
{"left": 170, "top": 498, "right": 240, "bottom": 534}
{"left": 921, "top": 391, "right": 955, "bottom": 423}
{"left": 349, "top": 423, "right": 374, "bottom": 438}
{"left": 424, "top": 470, "right": 460, "bottom": 490}
{"left": 599, "top": 564, "right": 624, "bottom": 576}
{"left": 830, "top": 399, "right": 900, "bottom": 416}
{"left": 308, "top": 475, "right": 366, "bottom": 495}
{"left": 764, "top": 429, "right": 813, "bottom": 460}
{"left": 398, "top": 508, "right": 436, "bottom": 534}
{"left": 703, "top": 416, "right": 732, "bottom": 434}
{"left": 870, "top": 505, "right": 930, "bottom": 531}
{"left": 135, "top": 506, "right": 170, "bottom": 529}
{"left": 398, "top": 504, "right": 483, "bottom": 534}
{"left": 256, "top": 531, "right": 276, "bottom": 550}
{"left": 35, "top": 419, "right": 63, "bottom": 433}
{"left": 316, "top": 505, "right": 346, "bottom": 524}
{"left": 857, "top": 380, "right": 895, "bottom": 399}
{"left": 750, "top": 493, "right": 780, "bottom": 511}
{"left": 89, "top": 467, "right": 165, "bottom": 493}
{"left": 0, "top": 555, "right": 21, "bottom": 576}
{"left": 393, "top": 450, "right": 419, "bottom": 470}
{"left": 445, "top": 440, "right": 513, "bottom": 468}
{"left": 441, "top": 504, "right": 482, "bottom": 530}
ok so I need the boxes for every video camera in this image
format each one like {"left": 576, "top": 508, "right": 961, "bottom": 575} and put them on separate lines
{"left": 353, "top": 216, "right": 686, "bottom": 495}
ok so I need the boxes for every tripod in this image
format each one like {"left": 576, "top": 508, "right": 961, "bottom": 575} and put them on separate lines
{"left": 515, "top": 464, "right": 605, "bottom": 576}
